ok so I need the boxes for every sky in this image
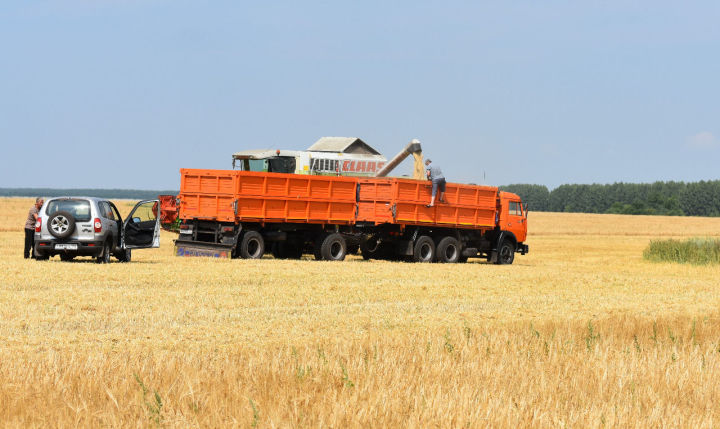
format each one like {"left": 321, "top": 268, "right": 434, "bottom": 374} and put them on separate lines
{"left": 1, "top": 1, "right": 718, "bottom": 190}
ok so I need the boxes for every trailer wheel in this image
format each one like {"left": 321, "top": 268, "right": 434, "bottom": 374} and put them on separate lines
{"left": 240, "top": 231, "right": 265, "bottom": 259}
{"left": 436, "top": 236, "right": 461, "bottom": 263}
{"left": 413, "top": 235, "right": 435, "bottom": 263}
{"left": 320, "top": 233, "right": 347, "bottom": 261}
{"left": 496, "top": 239, "right": 515, "bottom": 265}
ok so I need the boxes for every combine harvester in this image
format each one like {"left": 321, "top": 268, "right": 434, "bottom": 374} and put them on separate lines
{"left": 164, "top": 137, "right": 528, "bottom": 264}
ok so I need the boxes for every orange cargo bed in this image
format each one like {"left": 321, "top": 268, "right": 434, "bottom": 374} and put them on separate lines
{"left": 179, "top": 169, "right": 358, "bottom": 224}
{"left": 357, "top": 178, "right": 498, "bottom": 229}
{"left": 178, "top": 169, "right": 499, "bottom": 229}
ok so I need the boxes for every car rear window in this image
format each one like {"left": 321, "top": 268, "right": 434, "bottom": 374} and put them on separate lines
{"left": 46, "top": 199, "right": 92, "bottom": 222}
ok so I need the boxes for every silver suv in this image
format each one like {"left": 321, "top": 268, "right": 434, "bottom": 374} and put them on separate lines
{"left": 34, "top": 197, "right": 161, "bottom": 263}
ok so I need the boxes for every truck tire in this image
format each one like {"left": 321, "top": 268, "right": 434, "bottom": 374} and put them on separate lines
{"left": 320, "top": 233, "right": 347, "bottom": 261}
{"left": 436, "top": 236, "right": 461, "bottom": 263}
{"left": 239, "top": 231, "right": 265, "bottom": 259}
{"left": 496, "top": 239, "right": 515, "bottom": 265}
{"left": 48, "top": 211, "right": 76, "bottom": 239}
{"left": 413, "top": 235, "right": 435, "bottom": 263}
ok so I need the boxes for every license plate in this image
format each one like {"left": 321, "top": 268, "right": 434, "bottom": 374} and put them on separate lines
{"left": 55, "top": 244, "right": 78, "bottom": 250}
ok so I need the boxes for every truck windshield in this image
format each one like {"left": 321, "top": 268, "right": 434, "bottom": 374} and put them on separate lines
{"left": 46, "top": 199, "right": 92, "bottom": 222}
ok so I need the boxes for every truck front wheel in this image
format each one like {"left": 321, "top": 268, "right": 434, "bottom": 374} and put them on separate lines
{"left": 496, "top": 239, "right": 515, "bottom": 265}
{"left": 239, "top": 231, "right": 265, "bottom": 259}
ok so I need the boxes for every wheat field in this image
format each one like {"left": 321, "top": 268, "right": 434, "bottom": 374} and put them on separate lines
{"left": 1, "top": 197, "right": 720, "bottom": 427}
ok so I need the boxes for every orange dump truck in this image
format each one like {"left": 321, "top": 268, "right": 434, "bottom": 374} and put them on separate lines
{"left": 173, "top": 169, "right": 528, "bottom": 263}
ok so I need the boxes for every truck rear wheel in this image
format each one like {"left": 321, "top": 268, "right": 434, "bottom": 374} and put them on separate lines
{"left": 413, "top": 235, "right": 435, "bottom": 263}
{"left": 239, "top": 231, "right": 265, "bottom": 259}
{"left": 496, "top": 239, "right": 515, "bottom": 265}
{"left": 320, "top": 233, "right": 347, "bottom": 261}
{"left": 436, "top": 236, "right": 460, "bottom": 263}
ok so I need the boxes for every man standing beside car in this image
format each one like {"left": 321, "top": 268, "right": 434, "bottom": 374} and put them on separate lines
{"left": 24, "top": 197, "right": 43, "bottom": 259}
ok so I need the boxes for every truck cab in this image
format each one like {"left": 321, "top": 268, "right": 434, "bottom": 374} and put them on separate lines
{"left": 495, "top": 192, "right": 529, "bottom": 263}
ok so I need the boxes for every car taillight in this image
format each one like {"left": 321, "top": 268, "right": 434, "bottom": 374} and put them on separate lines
{"left": 94, "top": 218, "right": 102, "bottom": 233}
{"left": 35, "top": 217, "right": 42, "bottom": 232}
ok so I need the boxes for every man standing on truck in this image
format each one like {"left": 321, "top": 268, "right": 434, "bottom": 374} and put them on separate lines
{"left": 425, "top": 159, "right": 446, "bottom": 207}
{"left": 24, "top": 197, "right": 43, "bottom": 259}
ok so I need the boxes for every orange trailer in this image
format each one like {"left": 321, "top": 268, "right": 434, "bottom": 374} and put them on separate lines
{"left": 173, "top": 169, "right": 528, "bottom": 263}
{"left": 179, "top": 169, "right": 357, "bottom": 224}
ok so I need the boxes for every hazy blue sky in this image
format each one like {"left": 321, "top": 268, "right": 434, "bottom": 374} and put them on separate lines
{"left": 1, "top": 1, "right": 718, "bottom": 190}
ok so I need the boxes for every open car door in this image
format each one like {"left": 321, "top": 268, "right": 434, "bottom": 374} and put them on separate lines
{"left": 122, "top": 199, "right": 161, "bottom": 249}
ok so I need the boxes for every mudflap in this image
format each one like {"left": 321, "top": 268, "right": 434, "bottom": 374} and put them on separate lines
{"left": 174, "top": 239, "right": 233, "bottom": 258}
{"left": 489, "top": 250, "right": 498, "bottom": 264}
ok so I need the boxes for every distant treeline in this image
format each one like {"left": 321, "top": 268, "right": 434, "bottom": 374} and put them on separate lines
{"left": 0, "top": 188, "right": 178, "bottom": 200}
{"left": 500, "top": 180, "right": 720, "bottom": 217}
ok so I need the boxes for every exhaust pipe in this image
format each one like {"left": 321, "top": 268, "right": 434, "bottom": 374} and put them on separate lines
{"left": 375, "top": 139, "right": 423, "bottom": 177}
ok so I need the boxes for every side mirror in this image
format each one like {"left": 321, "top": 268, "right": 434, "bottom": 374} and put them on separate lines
{"left": 133, "top": 217, "right": 141, "bottom": 223}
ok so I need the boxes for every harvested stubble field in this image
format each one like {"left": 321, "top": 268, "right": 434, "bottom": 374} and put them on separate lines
{"left": 1, "top": 197, "right": 720, "bottom": 427}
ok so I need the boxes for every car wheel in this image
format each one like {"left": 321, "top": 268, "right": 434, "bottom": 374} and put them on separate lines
{"left": 96, "top": 241, "right": 111, "bottom": 264}
{"left": 117, "top": 249, "right": 132, "bottom": 263}
{"left": 48, "top": 211, "right": 76, "bottom": 239}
